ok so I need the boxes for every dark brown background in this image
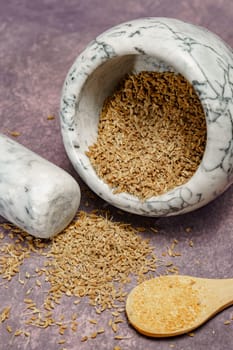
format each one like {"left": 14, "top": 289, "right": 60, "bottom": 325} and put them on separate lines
{"left": 1, "top": 1, "right": 233, "bottom": 349}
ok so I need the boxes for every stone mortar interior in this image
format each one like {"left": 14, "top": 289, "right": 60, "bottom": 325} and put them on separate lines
{"left": 76, "top": 54, "right": 178, "bottom": 153}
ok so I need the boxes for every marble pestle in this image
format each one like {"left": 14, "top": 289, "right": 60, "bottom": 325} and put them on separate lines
{"left": 0, "top": 134, "right": 81, "bottom": 238}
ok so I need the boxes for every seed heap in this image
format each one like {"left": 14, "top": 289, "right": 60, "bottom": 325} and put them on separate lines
{"left": 0, "top": 211, "right": 158, "bottom": 345}
{"left": 44, "top": 211, "right": 157, "bottom": 311}
{"left": 87, "top": 71, "right": 206, "bottom": 199}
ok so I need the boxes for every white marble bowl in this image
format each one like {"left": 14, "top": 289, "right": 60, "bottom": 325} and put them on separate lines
{"left": 60, "top": 17, "right": 233, "bottom": 216}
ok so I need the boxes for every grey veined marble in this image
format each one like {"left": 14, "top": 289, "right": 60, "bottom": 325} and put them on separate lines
{"left": 0, "top": 134, "right": 81, "bottom": 238}
{"left": 60, "top": 17, "right": 233, "bottom": 216}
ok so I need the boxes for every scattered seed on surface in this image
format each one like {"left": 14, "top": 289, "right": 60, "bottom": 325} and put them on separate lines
{"left": 189, "top": 240, "right": 194, "bottom": 247}
{"left": 47, "top": 115, "right": 55, "bottom": 120}
{"left": 6, "top": 324, "right": 12, "bottom": 333}
{"left": 14, "top": 329, "right": 23, "bottom": 336}
{"left": 97, "top": 328, "right": 105, "bottom": 334}
{"left": 188, "top": 332, "right": 195, "bottom": 337}
{"left": 8, "top": 130, "right": 21, "bottom": 137}
{"left": 89, "top": 319, "right": 98, "bottom": 324}
{"left": 224, "top": 320, "right": 231, "bottom": 325}
{"left": 81, "top": 336, "right": 88, "bottom": 342}
{"left": 0, "top": 306, "right": 11, "bottom": 323}
{"left": 114, "top": 335, "right": 128, "bottom": 340}
{"left": 90, "top": 332, "right": 98, "bottom": 339}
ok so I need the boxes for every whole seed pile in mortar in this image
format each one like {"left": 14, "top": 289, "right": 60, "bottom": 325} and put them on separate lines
{"left": 86, "top": 71, "right": 207, "bottom": 199}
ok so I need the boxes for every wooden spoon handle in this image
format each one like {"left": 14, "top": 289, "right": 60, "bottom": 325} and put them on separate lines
{"left": 197, "top": 278, "right": 233, "bottom": 314}
{"left": 214, "top": 278, "right": 233, "bottom": 310}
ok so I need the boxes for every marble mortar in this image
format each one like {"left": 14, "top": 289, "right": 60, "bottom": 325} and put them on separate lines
{"left": 60, "top": 17, "right": 233, "bottom": 216}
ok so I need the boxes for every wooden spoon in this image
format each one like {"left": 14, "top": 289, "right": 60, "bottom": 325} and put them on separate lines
{"left": 126, "top": 275, "right": 233, "bottom": 337}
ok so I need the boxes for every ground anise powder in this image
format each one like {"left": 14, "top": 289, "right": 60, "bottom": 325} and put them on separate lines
{"left": 86, "top": 71, "right": 207, "bottom": 199}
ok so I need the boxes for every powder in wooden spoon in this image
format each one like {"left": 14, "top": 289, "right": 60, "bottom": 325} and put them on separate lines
{"left": 126, "top": 276, "right": 202, "bottom": 336}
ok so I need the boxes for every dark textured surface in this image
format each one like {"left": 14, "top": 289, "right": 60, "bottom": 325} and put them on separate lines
{"left": 0, "top": 1, "right": 233, "bottom": 349}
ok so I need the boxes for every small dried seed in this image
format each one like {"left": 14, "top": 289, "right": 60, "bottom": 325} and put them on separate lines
{"left": 14, "top": 330, "right": 23, "bottom": 336}
{"left": 88, "top": 319, "right": 97, "bottom": 324}
{"left": 114, "top": 335, "right": 125, "bottom": 340}
{"left": 81, "top": 336, "right": 88, "bottom": 342}
{"left": 6, "top": 325, "right": 12, "bottom": 333}
{"left": 9, "top": 131, "right": 21, "bottom": 137}
{"left": 224, "top": 320, "right": 231, "bottom": 325}
{"left": 114, "top": 318, "right": 124, "bottom": 324}
{"left": 90, "top": 332, "right": 97, "bottom": 339}
{"left": 97, "top": 328, "right": 105, "bottom": 334}
{"left": 47, "top": 115, "right": 55, "bottom": 120}
{"left": 0, "top": 306, "right": 11, "bottom": 322}
{"left": 36, "top": 279, "right": 42, "bottom": 287}
{"left": 111, "top": 323, "right": 118, "bottom": 333}
{"left": 189, "top": 240, "right": 194, "bottom": 247}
